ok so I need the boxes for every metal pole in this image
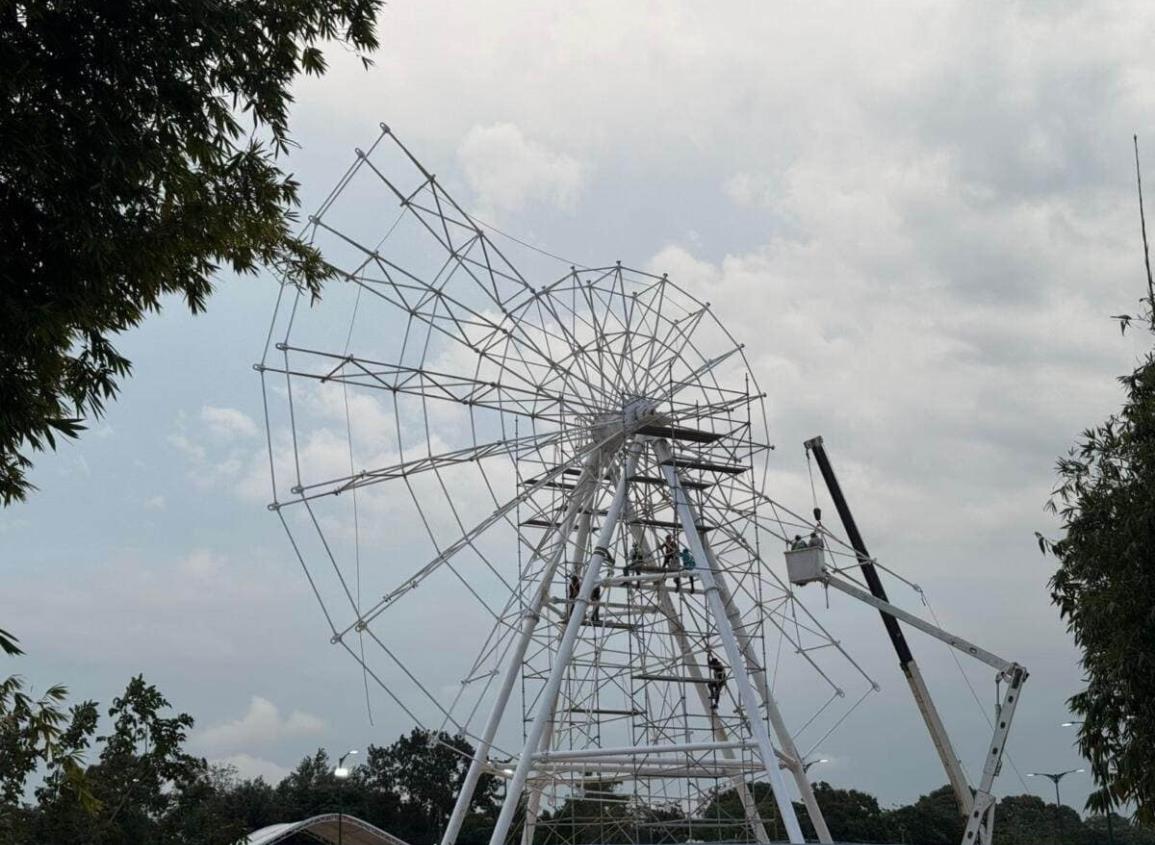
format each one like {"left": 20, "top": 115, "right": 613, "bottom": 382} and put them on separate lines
{"left": 521, "top": 508, "right": 596, "bottom": 845}
{"left": 803, "top": 436, "right": 913, "bottom": 661}
{"left": 821, "top": 575, "right": 1012, "bottom": 673}
{"left": 336, "top": 750, "right": 356, "bottom": 845}
{"left": 441, "top": 461, "right": 600, "bottom": 845}
{"left": 487, "top": 443, "right": 642, "bottom": 845}
{"left": 623, "top": 508, "right": 772, "bottom": 845}
{"left": 655, "top": 439, "right": 805, "bottom": 844}
{"left": 805, "top": 435, "right": 973, "bottom": 815}
{"left": 704, "top": 539, "right": 835, "bottom": 844}
{"left": 960, "top": 667, "right": 1025, "bottom": 844}
{"left": 652, "top": 583, "right": 772, "bottom": 844}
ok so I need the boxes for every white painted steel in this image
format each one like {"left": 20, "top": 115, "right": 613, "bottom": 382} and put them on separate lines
{"left": 520, "top": 506, "right": 597, "bottom": 845}
{"left": 704, "top": 537, "right": 835, "bottom": 844}
{"left": 439, "top": 463, "right": 600, "bottom": 845}
{"left": 486, "top": 444, "right": 642, "bottom": 845}
{"left": 654, "top": 439, "right": 806, "bottom": 845}
{"left": 821, "top": 574, "right": 1014, "bottom": 674}
{"left": 533, "top": 739, "right": 755, "bottom": 761}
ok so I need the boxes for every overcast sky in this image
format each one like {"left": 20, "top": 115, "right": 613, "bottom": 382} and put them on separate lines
{"left": 5, "top": 0, "right": 1155, "bottom": 815}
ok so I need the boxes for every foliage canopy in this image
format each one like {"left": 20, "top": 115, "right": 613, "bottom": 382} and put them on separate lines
{"left": 4, "top": 672, "right": 1150, "bottom": 845}
{"left": 1044, "top": 144, "right": 1155, "bottom": 826}
{"left": 1046, "top": 345, "right": 1155, "bottom": 824}
{"left": 0, "top": 0, "right": 381, "bottom": 504}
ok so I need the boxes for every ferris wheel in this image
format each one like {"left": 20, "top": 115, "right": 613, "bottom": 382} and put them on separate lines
{"left": 257, "top": 125, "right": 1024, "bottom": 845}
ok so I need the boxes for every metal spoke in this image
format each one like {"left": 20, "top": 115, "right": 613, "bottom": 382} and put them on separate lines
{"left": 260, "top": 125, "right": 894, "bottom": 845}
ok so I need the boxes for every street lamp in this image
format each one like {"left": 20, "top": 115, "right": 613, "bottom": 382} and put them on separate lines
{"left": 1027, "top": 769, "right": 1084, "bottom": 844}
{"left": 1027, "top": 769, "right": 1084, "bottom": 806}
{"left": 334, "top": 749, "right": 358, "bottom": 845}
{"left": 803, "top": 757, "right": 830, "bottom": 774}
{"left": 1060, "top": 721, "right": 1114, "bottom": 845}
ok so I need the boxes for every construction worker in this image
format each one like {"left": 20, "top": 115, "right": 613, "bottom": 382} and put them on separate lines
{"left": 626, "top": 541, "right": 645, "bottom": 589}
{"left": 661, "top": 532, "right": 680, "bottom": 592}
{"left": 707, "top": 650, "right": 726, "bottom": 709}
{"left": 590, "top": 582, "right": 602, "bottom": 624}
{"left": 679, "top": 546, "right": 697, "bottom": 594}
{"left": 566, "top": 573, "right": 580, "bottom": 621}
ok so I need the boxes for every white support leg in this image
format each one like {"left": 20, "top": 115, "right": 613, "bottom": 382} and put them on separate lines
{"left": 705, "top": 542, "right": 834, "bottom": 844}
{"left": 980, "top": 803, "right": 996, "bottom": 845}
{"left": 624, "top": 515, "right": 771, "bottom": 844}
{"left": 520, "top": 509, "right": 595, "bottom": 845}
{"left": 654, "top": 439, "right": 806, "bottom": 845}
{"left": 653, "top": 585, "right": 772, "bottom": 844}
{"left": 440, "top": 464, "right": 600, "bottom": 845}
{"left": 961, "top": 665, "right": 1026, "bottom": 845}
{"left": 487, "top": 443, "right": 643, "bottom": 845}
{"left": 905, "top": 660, "right": 974, "bottom": 814}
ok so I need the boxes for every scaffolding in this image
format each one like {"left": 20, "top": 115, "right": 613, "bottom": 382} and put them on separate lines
{"left": 258, "top": 125, "right": 884, "bottom": 845}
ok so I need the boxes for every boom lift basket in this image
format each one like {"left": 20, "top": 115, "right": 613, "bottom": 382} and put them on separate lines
{"left": 784, "top": 546, "right": 828, "bottom": 586}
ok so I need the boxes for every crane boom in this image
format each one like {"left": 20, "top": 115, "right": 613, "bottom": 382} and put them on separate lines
{"left": 801, "top": 436, "right": 1028, "bottom": 845}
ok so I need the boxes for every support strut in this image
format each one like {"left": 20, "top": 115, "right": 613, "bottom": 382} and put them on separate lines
{"left": 804, "top": 436, "right": 973, "bottom": 814}
{"left": 803, "top": 436, "right": 1029, "bottom": 845}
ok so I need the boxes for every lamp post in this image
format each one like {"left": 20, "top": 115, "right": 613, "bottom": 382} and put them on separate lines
{"left": 1027, "top": 769, "right": 1083, "bottom": 844}
{"left": 1061, "top": 720, "right": 1114, "bottom": 845}
{"left": 802, "top": 757, "right": 830, "bottom": 775}
{"left": 334, "top": 749, "right": 358, "bottom": 845}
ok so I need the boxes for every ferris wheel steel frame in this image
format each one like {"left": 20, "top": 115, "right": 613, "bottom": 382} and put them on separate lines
{"left": 258, "top": 124, "right": 1026, "bottom": 845}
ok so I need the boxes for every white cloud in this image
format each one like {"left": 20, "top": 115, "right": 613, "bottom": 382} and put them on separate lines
{"left": 170, "top": 407, "right": 268, "bottom": 497}
{"left": 13, "top": 0, "right": 1155, "bottom": 814}
{"left": 213, "top": 753, "right": 292, "bottom": 784}
{"left": 202, "top": 406, "right": 260, "bottom": 440}
{"left": 194, "top": 696, "right": 326, "bottom": 756}
{"left": 3, "top": 546, "right": 314, "bottom": 672}
{"left": 648, "top": 244, "right": 720, "bottom": 291}
{"left": 180, "top": 549, "right": 225, "bottom": 580}
{"left": 457, "top": 123, "right": 585, "bottom": 215}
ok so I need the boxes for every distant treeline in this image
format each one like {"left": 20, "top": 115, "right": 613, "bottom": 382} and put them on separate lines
{"left": 0, "top": 676, "right": 1149, "bottom": 844}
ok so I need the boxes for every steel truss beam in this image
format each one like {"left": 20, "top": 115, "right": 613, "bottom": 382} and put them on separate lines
{"left": 653, "top": 437, "right": 806, "bottom": 844}
{"left": 624, "top": 510, "right": 772, "bottom": 844}
{"left": 485, "top": 443, "right": 644, "bottom": 845}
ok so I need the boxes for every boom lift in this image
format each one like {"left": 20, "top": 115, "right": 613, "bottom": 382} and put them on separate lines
{"left": 788, "top": 436, "right": 1028, "bottom": 845}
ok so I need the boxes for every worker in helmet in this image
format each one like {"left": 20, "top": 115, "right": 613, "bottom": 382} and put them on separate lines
{"left": 566, "top": 573, "right": 580, "bottom": 621}
{"left": 678, "top": 546, "right": 697, "bottom": 595}
{"left": 661, "top": 532, "right": 678, "bottom": 590}
{"left": 706, "top": 649, "right": 726, "bottom": 709}
{"left": 626, "top": 541, "right": 645, "bottom": 589}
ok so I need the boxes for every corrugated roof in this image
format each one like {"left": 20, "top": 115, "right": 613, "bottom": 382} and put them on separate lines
{"left": 241, "top": 813, "right": 411, "bottom": 845}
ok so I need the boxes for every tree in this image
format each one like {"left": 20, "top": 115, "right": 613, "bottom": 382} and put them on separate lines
{"left": 31, "top": 675, "right": 207, "bottom": 844}
{"left": 804, "top": 781, "right": 891, "bottom": 844}
{"left": 159, "top": 764, "right": 252, "bottom": 845}
{"left": 995, "top": 794, "right": 1091, "bottom": 845}
{"left": 276, "top": 748, "right": 346, "bottom": 822}
{"left": 0, "top": 0, "right": 382, "bottom": 504}
{"left": 1043, "top": 141, "right": 1155, "bottom": 826}
{"left": 361, "top": 729, "right": 498, "bottom": 843}
{"left": 0, "top": 635, "right": 96, "bottom": 843}
{"left": 1085, "top": 812, "right": 1155, "bottom": 845}
{"left": 883, "top": 785, "right": 964, "bottom": 845}
{"left": 1046, "top": 353, "right": 1155, "bottom": 824}
{"left": 205, "top": 769, "right": 282, "bottom": 836}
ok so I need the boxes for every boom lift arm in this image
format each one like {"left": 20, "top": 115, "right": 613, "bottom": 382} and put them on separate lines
{"left": 798, "top": 436, "right": 1028, "bottom": 845}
